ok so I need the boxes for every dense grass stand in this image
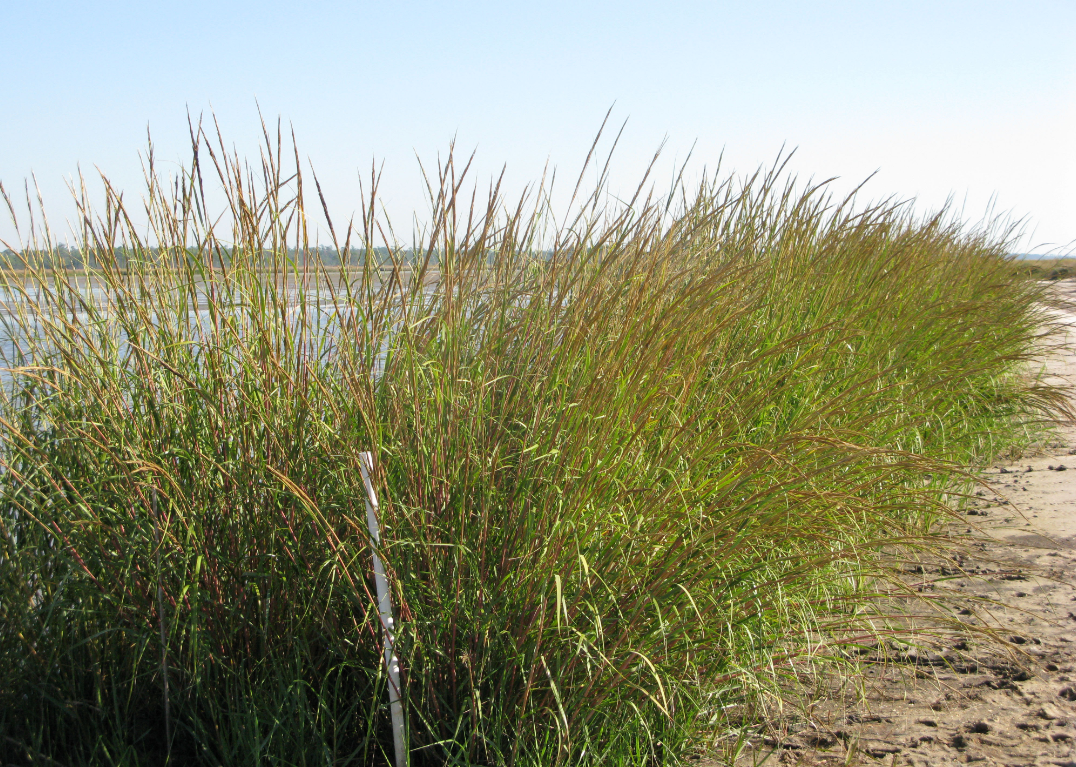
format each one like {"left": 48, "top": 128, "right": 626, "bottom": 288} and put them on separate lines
{"left": 361, "top": 451, "right": 406, "bottom": 767}
{"left": 0, "top": 122, "right": 1070, "bottom": 765}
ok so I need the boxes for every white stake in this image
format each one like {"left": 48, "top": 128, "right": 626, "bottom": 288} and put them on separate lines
{"left": 359, "top": 451, "right": 406, "bottom": 767}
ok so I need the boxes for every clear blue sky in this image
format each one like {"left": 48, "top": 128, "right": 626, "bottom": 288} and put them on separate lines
{"left": 2, "top": 0, "right": 1073, "bottom": 252}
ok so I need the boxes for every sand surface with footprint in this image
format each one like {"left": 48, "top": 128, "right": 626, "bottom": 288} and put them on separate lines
{"left": 728, "top": 280, "right": 1076, "bottom": 767}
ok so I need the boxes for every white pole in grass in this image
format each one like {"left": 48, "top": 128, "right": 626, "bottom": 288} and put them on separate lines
{"left": 359, "top": 451, "right": 406, "bottom": 767}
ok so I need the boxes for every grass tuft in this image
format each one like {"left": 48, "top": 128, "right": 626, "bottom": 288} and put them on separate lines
{"left": 0, "top": 120, "right": 1067, "bottom": 765}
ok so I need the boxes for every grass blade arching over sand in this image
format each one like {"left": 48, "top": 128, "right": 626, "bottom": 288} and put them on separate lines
{"left": 0, "top": 121, "right": 1065, "bottom": 765}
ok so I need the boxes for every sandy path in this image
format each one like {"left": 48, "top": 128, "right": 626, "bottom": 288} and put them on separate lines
{"left": 730, "top": 282, "right": 1076, "bottom": 767}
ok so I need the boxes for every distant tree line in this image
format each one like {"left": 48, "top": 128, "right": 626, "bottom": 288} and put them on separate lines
{"left": 0, "top": 245, "right": 436, "bottom": 271}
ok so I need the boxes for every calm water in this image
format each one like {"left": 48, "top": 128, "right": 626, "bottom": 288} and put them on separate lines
{"left": 0, "top": 274, "right": 421, "bottom": 387}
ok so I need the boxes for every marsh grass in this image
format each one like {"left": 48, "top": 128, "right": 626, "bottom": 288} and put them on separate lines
{"left": 0, "top": 119, "right": 1067, "bottom": 766}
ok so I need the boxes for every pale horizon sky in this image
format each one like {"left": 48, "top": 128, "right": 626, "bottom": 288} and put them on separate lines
{"left": 2, "top": 0, "right": 1073, "bottom": 253}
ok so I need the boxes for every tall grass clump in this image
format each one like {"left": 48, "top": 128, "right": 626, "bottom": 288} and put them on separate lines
{"left": 0, "top": 121, "right": 1066, "bottom": 766}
